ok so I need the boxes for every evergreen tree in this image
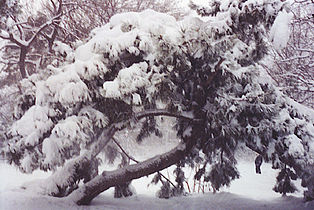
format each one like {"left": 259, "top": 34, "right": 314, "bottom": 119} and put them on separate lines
{"left": 2, "top": 0, "right": 313, "bottom": 205}
{"left": 273, "top": 165, "right": 298, "bottom": 196}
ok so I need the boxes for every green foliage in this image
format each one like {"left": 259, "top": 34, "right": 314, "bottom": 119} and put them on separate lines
{"left": 205, "top": 161, "right": 240, "bottom": 191}
{"left": 273, "top": 166, "right": 298, "bottom": 195}
{"left": 114, "top": 181, "right": 133, "bottom": 198}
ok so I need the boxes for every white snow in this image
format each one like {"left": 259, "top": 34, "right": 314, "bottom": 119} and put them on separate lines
{"left": 11, "top": 105, "right": 53, "bottom": 138}
{"left": 132, "top": 93, "right": 142, "bottom": 105}
{"left": 53, "top": 41, "right": 74, "bottom": 61}
{"left": 102, "top": 62, "right": 150, "bottom": 99}
{"left": 285, "top": 134, "right": 305, "bottom": 158}
{"left": 1, "top": 160, "right": 313, "bottom": 210}
{"left": 42, "top": 136, "right": 63, "bottom": 166}
{"left": 269, "top": 10, "right": 293, "bottom": 50}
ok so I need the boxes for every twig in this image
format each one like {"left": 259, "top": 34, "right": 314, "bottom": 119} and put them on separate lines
{"left": 112, "top": 137, "right": 178, "bottom": 189}
{"left": 185, "top": 180, "right": 191, "bottom": 193}
{"left": 112, "top": 137, "right": 138, "bottom": 163}
{"left": 134, "top": 109, "right": 201, "bottom": 122}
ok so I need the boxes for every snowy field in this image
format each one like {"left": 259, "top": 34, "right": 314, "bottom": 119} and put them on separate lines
{"left": 1, "top": 160, "right": 313, "bottom": 210}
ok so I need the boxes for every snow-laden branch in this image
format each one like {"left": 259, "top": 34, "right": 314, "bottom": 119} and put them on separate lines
{"left": 278, "top": 55, "right": 310, "bottom": 62}
{"left": 69, "top": 141, "right": 187, "bottom": 205}
{"left": 0, "top": 30, "right": 10, "bottom": 40}
{"left": 112, "top": 137, "right": 178, "bottom": 190}
{"left": 0, "top": 60, "right": 18, "bottom": 65}
{"left": 296, "top": 48, "right": 314, "bottom": 53}
{"left": 37, "top": 109, "right": 200, "bottom": 197}
{"left": 0, "top": 31, "right": 26, "bottom": 46}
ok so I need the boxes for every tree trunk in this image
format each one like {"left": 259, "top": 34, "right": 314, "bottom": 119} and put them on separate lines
{"left": 66, "top": 110, "right": 201, "bottom": 205}
{"left": 45, "top": 126, "right": 117, "bottom": 196}
{"left": 69, "top": 142, "right": 188, "bottom": 205}
{"left": 43, "top": 110, "right": 198, "bottom": 196}
{"left": 19, "top": 47, "right": 27, "bottom": 78}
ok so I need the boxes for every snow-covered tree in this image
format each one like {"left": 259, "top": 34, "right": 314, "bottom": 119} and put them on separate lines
{"left": 2, "top": 0, "right": 314, "bottom": 205}
{"left": 273, "top": 164, "right": 298, "bottom": 196}
{"left": 263, "top": 0, "right": 314, "bottom": 108}
{"left": 0, "top": 0, "right": 182, "bottom": 147}
{"left": 58, "top": 0, "right": 182, "bottom": 42}
{"left": 0, "top": 0, "right": 63, "bottom": 79}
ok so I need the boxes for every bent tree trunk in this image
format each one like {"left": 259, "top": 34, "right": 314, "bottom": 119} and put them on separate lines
{"left": 44, "top": 126, "right": 118, "bottom": 196}
{"left": 43, "top": 110, "right": 199, "bottom": 198}
{"left": 69, "top": 142, "right": 188, "bottom": 205}
{"left": 66, "top": 110, "right": 201, "bottom": 205}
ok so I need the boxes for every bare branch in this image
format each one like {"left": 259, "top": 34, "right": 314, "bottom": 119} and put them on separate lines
{"left": 112, "top": 137, "right": 178, "bottom": 189}
{"left": 134, "top": 109, "right": 199, "bottom": 122}
{"left": 26, "top": 13, "right": 63, "bottom": 47}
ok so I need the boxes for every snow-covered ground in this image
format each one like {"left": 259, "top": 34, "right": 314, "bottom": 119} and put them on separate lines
{"left": 0, "top": 116, "right": 312, "bottom": 209}
{"left": 1, "top": 160, "right": 313, "bottom": 210}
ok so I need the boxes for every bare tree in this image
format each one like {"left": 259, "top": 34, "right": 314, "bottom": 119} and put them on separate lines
{"left": 0, "top": 0, "right": 182, "bottom": 79}
{"left": 0, "top": 0, "right": 63, "bottom": 79}
{"left": 265, "top": 0, "right": 314, "bottom": 108}
{"left": 56, "top": 0, "right": 182, "bottom": 43}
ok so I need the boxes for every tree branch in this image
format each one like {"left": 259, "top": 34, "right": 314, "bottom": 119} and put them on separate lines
{"left": 27, "top": 13, "right": 63, "bottom": 47}
{"left": 112, "top": 137, "right": 178, "bottom": 190}
{"left": 134, "top": 109, "right": 199, "bottom": 122}
{"left": 69, "top": 141, "right": 187, "bottom": 205}
{"left": 41, "top": 109, "right": 200, "bottom": 198}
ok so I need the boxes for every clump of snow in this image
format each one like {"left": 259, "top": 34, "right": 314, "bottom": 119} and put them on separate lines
{"left": 75, "top": 57, "right": 109, "bottom": 80}
{"left": 52, "top": 41, "right": 74, "bottom": 62}
{"left": 132, "top": 93, "right": 142, "bottom": 105}
{"left": 285, "top": 134, "right": 305, "bottom": 158}
{"left": 183, "top": 126, "right": 192, "bottom": 138}
{"left": 42, "top": 136, "right": 64, "bottom": 167}
{"left": 102, "top": 62, "right": 150, "bottom": 98}
{"left": 42, "top": 69, "right": 90, "bottom": 106}
{"left": 59, "top": 81, "right": 90, "bottom": 105}
{"left": 79, "top": 106, "right": 109, "bottom": 128}
{"left": 77, "top": 9, "right": 180, "bottom": 65}
{"left": 269, "top": 10, "right": 293, "bottom": 50}
{"left": 11, "top": 105, "right": 53, "bottom": 138}
{"left": 42, "top": 115, "right": 96, "bottom": 167}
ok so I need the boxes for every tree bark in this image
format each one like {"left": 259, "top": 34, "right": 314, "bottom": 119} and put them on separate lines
{"left": 69, "top": 142, "right": 188, "bottom": 205}
{"left": 19, "top": 46, "right": 27, "bottom": 78}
